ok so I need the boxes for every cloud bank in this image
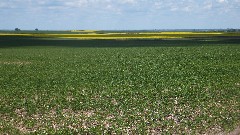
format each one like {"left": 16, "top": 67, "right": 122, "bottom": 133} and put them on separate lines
{"left": 0, "top": 0, "right": 240, "bottom": 29}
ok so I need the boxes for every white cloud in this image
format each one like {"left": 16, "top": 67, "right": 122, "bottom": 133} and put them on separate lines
{"left": 106, "top": 4, "right": 122, "bottom": 14}
{"left": 217, "top": 0, "right": 228, "bottom": 3}
{"left": 154, "top": 2, "right": 162, "bottom": 8}
{"left": 0, "top": 1, "right": 16, "bottom": 8}
{"left": 204, "top": 2, "right": 213, "bottom": 9}
{"left": 64, "top": 0, "right": 89, "bottom": 8}
{"left": 121, "top": 0, "right": 137, "bottom": 4}
{"left": 183, "top": 6, "right": 191, "bottom": 12}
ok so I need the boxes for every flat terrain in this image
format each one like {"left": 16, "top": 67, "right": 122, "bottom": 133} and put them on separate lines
{"left": 0, "top": 31, "right": 240, "bottom": 134}
{"left": 1, "top": 30, "right": 240, "bottom": 40}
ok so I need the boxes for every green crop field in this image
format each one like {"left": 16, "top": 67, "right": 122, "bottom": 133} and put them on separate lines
{"left": 0, "top": 32, "right": 240, "bottom": 134}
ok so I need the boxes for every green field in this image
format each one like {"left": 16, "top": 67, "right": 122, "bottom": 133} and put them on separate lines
{"left": 0, "top": 32, "right": 240, "bottom": 134}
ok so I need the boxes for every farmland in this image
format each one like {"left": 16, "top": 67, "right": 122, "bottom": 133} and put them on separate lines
{"left": 0, "top": 31, "right": 240, "bottom": 134}
{"left": 1, "top": 30, "right": 240, "bottom": 40}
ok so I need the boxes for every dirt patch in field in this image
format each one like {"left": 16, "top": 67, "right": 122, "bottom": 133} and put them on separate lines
{"left": 1, "top": 108, "right": 239, "bottom": 134}
{"left": 1, "top": 108, "right": 109, "bottom": 133}
{"left": 227, "top": 125, "right": 240, "bottom": 135}
{"left": 0, "top": 61, "right": 32, "bottom": 65}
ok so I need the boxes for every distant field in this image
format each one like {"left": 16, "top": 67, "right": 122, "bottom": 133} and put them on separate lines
{"left": 1, "top": 30, "right": 240, "bottom": 40}
{"left": 0, "top": 31, "right": 240, "bottom": 134}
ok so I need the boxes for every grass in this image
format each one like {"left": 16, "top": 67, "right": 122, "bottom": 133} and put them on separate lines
{"left": 0, "top": 34, "right": 240, "bottom": 134}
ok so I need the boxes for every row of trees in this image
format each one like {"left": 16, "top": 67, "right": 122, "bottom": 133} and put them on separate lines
{"left": 226, "top": 28, "right": 240, "bottom": 32}
{"left": 15, "top": 28, "right": 39, "bottom": 31}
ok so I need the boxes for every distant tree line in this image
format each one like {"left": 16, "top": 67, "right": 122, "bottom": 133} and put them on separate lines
{"left": 15, "top": 28, "right": 21, "bottom": 31}
{"left": 226, "top": 28, "right": 240, "bottom": 32}
{"left": 14, "top": 28, "right": 39, "bottom": 31}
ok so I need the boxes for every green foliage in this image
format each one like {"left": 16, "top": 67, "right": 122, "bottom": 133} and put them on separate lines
{"left": 0, "top": 42, "right": 240, "bottom": 134}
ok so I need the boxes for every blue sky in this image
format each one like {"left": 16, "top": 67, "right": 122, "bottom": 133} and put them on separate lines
{"left": 0, "top": 0, "right": 240, "bottom": 30}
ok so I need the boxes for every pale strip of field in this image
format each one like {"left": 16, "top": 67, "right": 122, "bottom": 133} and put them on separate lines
{"left": 105, "top": 33, "right": 128, "bottom": 35}
{"left": 60, "top": 36, "right": 182, "bottom": 40}
{"left": 71, "top": 30, "right": 98, "bottom": 33}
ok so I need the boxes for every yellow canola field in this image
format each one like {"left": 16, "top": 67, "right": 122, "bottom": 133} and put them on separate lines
{"left": 0, "top": 31, "right": 233, "bottom": 40}
{"left": 158, "top": 32, "right": 223, "bottom": 34}
{"left": 139, "top": 32, "right": 223, "bottom": 34}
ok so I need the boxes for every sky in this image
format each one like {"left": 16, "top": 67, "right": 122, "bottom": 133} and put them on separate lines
{"left": 0, "top": 0, "right": 240, "bottom": 30}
